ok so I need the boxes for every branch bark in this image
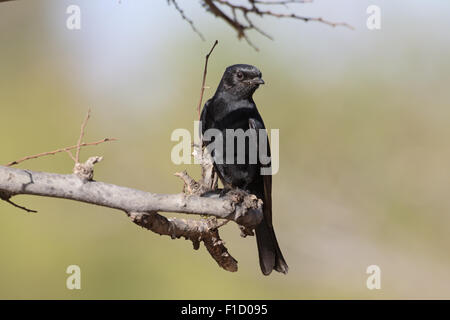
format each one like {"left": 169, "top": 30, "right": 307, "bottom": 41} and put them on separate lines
{"left": 0, "top": 165, "right": 263, "bottom": 228}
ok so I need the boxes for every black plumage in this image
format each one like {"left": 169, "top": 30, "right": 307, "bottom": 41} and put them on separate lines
{"left": 200, "top": 64, "right": 288, "bottom": 275}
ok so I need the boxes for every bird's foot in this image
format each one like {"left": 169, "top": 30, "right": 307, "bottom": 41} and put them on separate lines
{"left": 222, "top": 187, "right": 249, "bottom": 202}
{"left": 219, "top": 188, "right": 231, "bottom": 197}
{"left": 239, "top": 225, "right": 255, "bottom": 238}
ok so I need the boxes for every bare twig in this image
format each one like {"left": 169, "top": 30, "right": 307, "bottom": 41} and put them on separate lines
{"left": 3, "top": 198, "right": 37, "bottom": 213}
{"left": 197, "top": 40, "right": 218, "bottom": 118}
{"left": 201, "top": 0, "right": 353, "bottom": 50}
{"left": 75, "top": 109, "right": 91, "bottom": 164}
{"left": 65, "top": 150, "right": 77, "bottom": 162}
{"left": 168, "top": 0, "right": 205, "bottom": 41}
{"left": 194, "top": 42, "right": 220, "bottom": 193}
{"left": 5, "top": 138, "right": 117, "bottom": 167}
{"left": 0, "top": 191, "right": 36, "bottom": 213}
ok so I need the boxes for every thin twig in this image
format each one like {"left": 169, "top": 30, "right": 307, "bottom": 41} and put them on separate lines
{"left": 0, "top": 191, "right": 37, "bottom": 213}
{"left": 75, "top": 109, "right": 91, "bottom": 164}
{"left": 65, "top": 150, "right": 77, "bottom": 162}
{"left": 4, "top": 198, "right": 37, "bottom": 213}
{"left": 5, "top": 138, "right": 117, "bottom": 167}
{"left": 168, "top": 0, "right": 205, "bottom": 41}
{"left": 197, "top": 40, "right": 218, "bottom": 119}
{"left": 201, "top": 0, "right": 353, "bottom": 50}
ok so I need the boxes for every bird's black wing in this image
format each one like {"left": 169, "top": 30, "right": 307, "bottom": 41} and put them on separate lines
{"left": 249, "top": 117, "right": 272, "bottom": 227}
{"left": 199, "top": 98, "right": 211, "bottom": 139}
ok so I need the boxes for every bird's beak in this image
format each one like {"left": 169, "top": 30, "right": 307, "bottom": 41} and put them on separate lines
{"left": 251, "top": 77, "right": 265, "bottom": 85}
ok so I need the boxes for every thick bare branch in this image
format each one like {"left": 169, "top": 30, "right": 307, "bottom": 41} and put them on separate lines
{"left": 0, "top": 165, "right": 263, "bottom": 228}
{"left": 0, "top": 164, "right": 261, "bottom": 272}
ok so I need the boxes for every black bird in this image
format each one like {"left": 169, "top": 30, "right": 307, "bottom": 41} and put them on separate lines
{"left": 200, "top": 64, "right": 288, "bottom": 275}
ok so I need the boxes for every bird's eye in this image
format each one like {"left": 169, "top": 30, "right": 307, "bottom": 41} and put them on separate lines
{"left": 237, "top": 72, "right": 244, "bottom": 80}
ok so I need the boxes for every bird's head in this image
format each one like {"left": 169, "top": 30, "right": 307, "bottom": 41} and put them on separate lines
{"left": 217, "top": 64, "right": 264, "bottom": 99}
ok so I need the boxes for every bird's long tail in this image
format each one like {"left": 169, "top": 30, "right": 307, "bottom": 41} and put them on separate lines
{"left": 255, "top": 217, "right": 288, "bottom": 275}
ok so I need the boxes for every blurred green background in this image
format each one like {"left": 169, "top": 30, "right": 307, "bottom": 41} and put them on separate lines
{"left": 1, "top": 0, "right": 450, "bottom": 299}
